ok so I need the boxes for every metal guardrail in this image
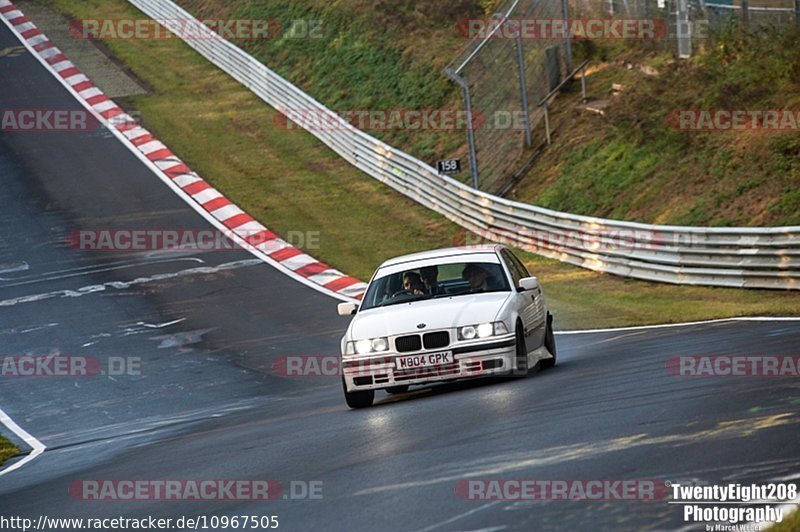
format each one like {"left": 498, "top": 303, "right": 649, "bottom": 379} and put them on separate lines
{"left": 127, "top": 0, "right": 800, "bottom": 290}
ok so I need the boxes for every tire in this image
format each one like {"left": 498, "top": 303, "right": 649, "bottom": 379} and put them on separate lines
{"left": 541, "top": 312, "right": 557, "bottom": 369}
{"left": 515, "top": 323, "right": 529, "bottom": 376}
{"left": 386, "top": 385, "right": 409, "bottom": 395}
{"left": 342, "top": 377, "right": 374, "bottom": 408}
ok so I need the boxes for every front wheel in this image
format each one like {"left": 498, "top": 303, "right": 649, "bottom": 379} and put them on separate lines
{"left": 541, "top": 312, "right": 557, "bottom": 369}
{"left": 342, "top": 377, "right": 374, "bottom": 408}
{"left": 515, "top": 324, "right": 530, "bottom": 376}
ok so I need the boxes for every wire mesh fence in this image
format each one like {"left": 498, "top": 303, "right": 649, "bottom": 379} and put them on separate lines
{"left": 444, "top": 0, "right": 571, "bottom": 194}
{"left": 446, "top": 0, "right": 799, "bottom": 194}
{"left": 703, "top": 0, "right": 798, "bottom": 31}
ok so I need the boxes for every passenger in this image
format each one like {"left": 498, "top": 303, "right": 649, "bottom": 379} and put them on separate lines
{"left": 461, "top": 264, "right": 489, "bottom": 292}
{"left": 402, "top": 272, "right": 425, "bottom": 295}
{"left": 420, "top": 265, "right": 442, "bottom": 295}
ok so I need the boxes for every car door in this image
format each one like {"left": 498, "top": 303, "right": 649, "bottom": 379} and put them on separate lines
{"left": 499, "top": 250, "right": 539, "bottom": 351}
{"left": 502, "top": 249, "right": 546, "bottom": 349}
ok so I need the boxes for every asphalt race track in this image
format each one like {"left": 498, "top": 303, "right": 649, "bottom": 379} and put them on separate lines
{"left": 1, "top": 18, "right": 799, "bottom": 532}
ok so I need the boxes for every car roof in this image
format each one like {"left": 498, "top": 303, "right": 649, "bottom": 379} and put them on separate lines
{"left": 379, "top": 245, "right": 503, "bottom": 269}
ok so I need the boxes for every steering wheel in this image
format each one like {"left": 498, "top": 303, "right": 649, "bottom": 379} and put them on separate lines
{"left": 391, "top": 289, "right": 414, "bottom": 298}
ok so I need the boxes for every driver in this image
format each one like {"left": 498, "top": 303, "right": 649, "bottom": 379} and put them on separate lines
{"left": 420, "top": 265, "right": 442, "bottom": 295}
{"left": 402, "top": 272, "right": 426, "bottom": 295}
{"left": 461, "top": 264, "right": 489, "bottom": 292}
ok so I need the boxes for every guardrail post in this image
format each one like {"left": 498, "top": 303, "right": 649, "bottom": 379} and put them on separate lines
{"left": 444, "top": 67, "right": 480, "bottom": 189}
{"left": 741, "top": 0, "right": 750, "bottom": 26}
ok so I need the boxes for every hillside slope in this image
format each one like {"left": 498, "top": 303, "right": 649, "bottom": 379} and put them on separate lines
{"left": 178, "top": 0, "right": 800, "bottom": 227}
{"left": 510, "top": 33, "right": 800, "bottom": 227}
{"left": 179, "top": 0, "right": 485, "bottom": 163}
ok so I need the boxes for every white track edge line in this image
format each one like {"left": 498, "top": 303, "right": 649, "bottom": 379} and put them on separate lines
{"left": 556, "top": 316, "right": 800, "bottom": 335}
{"left": 0, "top": 407, "right": 46, "bottom": 477}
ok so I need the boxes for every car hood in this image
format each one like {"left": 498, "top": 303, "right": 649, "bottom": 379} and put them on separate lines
{"left": 349, "top": 292, "right": 511, "bottom": 340}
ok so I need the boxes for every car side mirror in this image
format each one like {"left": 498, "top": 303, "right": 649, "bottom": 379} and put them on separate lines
{"left": 338, "top": 302, "right": 359, "bottom": 316}
{"left": 518, "top": 276, "right": 540, "bottom": 292}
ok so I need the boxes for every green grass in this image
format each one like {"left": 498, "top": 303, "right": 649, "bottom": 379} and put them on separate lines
{"left": 175, "top": 0, "right": 477, "bottom": 166}
{"left": 770, "top": 508, "right": 800, "bottom": 532}
{"left": 0, "top": 435, "right": 19, "bottom": 466}
{"left": 41, "top": 0, "right": 800, "bottom": 329}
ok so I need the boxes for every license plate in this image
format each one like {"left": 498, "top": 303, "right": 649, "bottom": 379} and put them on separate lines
{"left": 395, "top": 351, "right": 453, "bottom": 370}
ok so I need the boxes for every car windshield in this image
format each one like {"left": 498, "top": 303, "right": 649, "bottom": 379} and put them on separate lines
{"left": 359, "top": 261, "right": 510, "bottom": 311}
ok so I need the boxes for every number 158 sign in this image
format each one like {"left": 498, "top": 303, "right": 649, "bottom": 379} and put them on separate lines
{"left": 437, "top": 159, "right": 461, "bottom": 175}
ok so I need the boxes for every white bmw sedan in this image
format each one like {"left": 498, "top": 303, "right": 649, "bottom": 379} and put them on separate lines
{"left": 337, "top": 245, "right": 556, "bottom": 408}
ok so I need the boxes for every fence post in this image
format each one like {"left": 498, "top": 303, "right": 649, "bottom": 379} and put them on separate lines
{"left": 444, "top": 68, "right": 480, "bottom": 189}
{"left": 581, "top": 63, "right": 587, "bottom": 102}
{"left": 514, "top": 28, "right": 533, "bottom": 148}
{"left": 741, "top": 0, "right": 750, "bottom": 26}
{"left": 676, "top": 0, "right": 692, "bottom": 59}
{"left": 543, "top": 101, "right": 552, "bottom": 145}
{"left": 561, "top": 0, "right": 573, "bottom": 72}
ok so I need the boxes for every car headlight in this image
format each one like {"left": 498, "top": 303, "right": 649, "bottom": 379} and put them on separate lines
{"left": 476, "top": 323, "right": 494, "bottom": 338}
{"left": 458, "top": 322, "right": 508, "bottom": 341}
{"left": 371, "top": 337, "right": 389, "bottom": 352}
{"left": 460, "top": 325, "right": 478, "bottom": 340}
{"left": 348, "top": 337, "right": 390, "bottom": 355}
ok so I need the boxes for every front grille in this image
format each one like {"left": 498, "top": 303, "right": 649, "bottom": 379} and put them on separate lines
{"left": 423, "top": 331, "right": 450, "bottom": 349}
{"left": 395, "top": 335, "right": 422, "bottom": 353}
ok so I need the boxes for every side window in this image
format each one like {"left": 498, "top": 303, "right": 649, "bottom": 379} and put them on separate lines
{"left": 507, "top": 250, "right": 531, "bottom": 279}
{"left": 500, "top": 250, "right": 523, "bottom": 289}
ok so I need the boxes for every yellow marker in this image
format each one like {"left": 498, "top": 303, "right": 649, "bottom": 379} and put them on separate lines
{"left": 0, "top": 46, "right": 25, "bottom": 58}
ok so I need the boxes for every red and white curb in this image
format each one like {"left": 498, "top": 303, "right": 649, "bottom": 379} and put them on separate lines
{"left": 0, "top": 0, "right": 367, "bottom": 302}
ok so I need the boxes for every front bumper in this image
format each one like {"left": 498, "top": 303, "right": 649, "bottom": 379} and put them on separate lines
{"left": 342, "top": 336, "right": 516, "bottom": 392}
